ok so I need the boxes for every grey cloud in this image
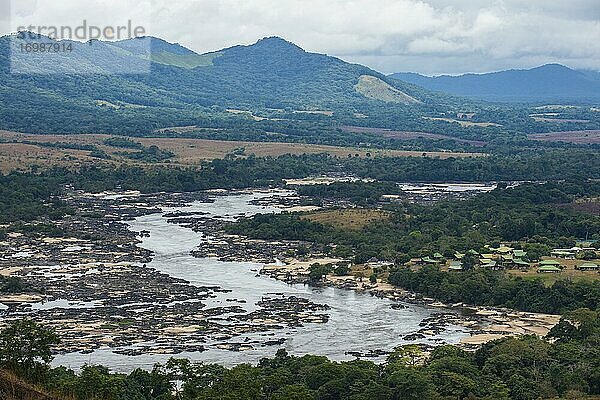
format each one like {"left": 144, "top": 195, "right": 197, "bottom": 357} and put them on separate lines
{"left": 1, "top": 0, "right": 598, "bottom": 74}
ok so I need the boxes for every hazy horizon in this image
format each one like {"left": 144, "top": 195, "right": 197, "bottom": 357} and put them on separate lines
{"left": 1, "top": 0, "right": 599, "bottom": 75}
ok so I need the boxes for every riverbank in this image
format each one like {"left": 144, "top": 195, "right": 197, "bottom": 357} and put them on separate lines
{"left": 260, "top": 259, "right": 561, "bottom": 347}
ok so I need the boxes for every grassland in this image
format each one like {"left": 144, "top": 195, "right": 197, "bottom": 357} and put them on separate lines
{"left": 302, "top": 208, "right": 391, "bottom": 231}
{"left": 341, "top": 125, "right": 487, "bottom": 146}
{"left": 507, "top": 258, "right": 600, "bottom": 286}
{"left": 0, "top": 131, "right": 486, "bottom": 173}
{"left": 0, "top": 370, "right": 61, "bottom": 400}
{"left": 354, "top": 75, "right": 421, "bottom": 104}
{"left": 423, "top": 116, "right": 502, "bottom": 128}
{"left": 528, "top": 130, "right": 600, "bottom": 144}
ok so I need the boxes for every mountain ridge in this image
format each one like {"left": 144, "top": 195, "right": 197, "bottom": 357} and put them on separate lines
{"left": 0, "top": 33, "right": 438, "bottom": 135}
{"left": 390, "top": 64, "right": 600, "bottom": 103}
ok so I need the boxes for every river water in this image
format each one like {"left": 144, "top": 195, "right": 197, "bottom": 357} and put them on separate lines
{"left": 54, "top": 191, "right": 469, "bottom": 371}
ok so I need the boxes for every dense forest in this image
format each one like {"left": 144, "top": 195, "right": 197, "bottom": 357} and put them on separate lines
{"left": 2, "top": 151, "right": 600, "bottom": 227}
{"left": 1, "top": 310, "right": 600, "bottom": 400}
{"left": 2, "top": 34, "right": 600, "bottom": 150}
{"left": 388, "top": 266, "right": 600, "bottom": 314}
{"left": 228, "top": 180, "right": 600, "bottom": 261}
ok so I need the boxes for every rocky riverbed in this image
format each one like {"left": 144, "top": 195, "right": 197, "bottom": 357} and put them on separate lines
{"left": 0, "top": 190, "right": 332, "bottom": 357}
{"left": 0, "top": 188, "right": 558, "bottom": 372}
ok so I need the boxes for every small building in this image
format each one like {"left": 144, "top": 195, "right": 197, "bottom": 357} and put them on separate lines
{"left": 539, "top": 259, "right": 562, "bottom": 267}
{"left": 501, "top": 254, "right": 514, "bottom": 263}
{"left": 512, "top": 259, "right": 530, "bottom": 269}
{"left": 433, "top": 252, "right": 444, "bottom": 260}
{"left": 448, "top": 261, "right": 463, "bottom": 271}
{"left": 481, "top": 260, "right": 499, "bottom": 270}
{"left": 493, "top": 246, "right": 514, "bottom": 254}
{"left": 538, "top": 265, "right": 562, "bottom": 273}
{"left": 577, "top": 263, "right": 599, "bottom": 271}
{"left": 422, "top": 257, "right": 440, "bottom": 265}
{"left": 513, "top": 250, "right": 527, "bottom": 258}
{"left": 551, "top": 250, "right": 576, "bottom": 260}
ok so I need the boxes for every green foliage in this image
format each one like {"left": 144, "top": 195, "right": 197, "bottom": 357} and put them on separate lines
{"left": 0, "top": 320, "right": 59, "bottom": 383}
{"left": 0, "top": 276, "right": 25, "bottom": 294}
{"left": 230, "top": 180, "right": 600, "bottom": 263}
{"left": 119, "top": 145, "right": 175, "bottom": 163}
{"left": 388, "top": 266, "right": 600, "bottom": 314}
{"left": 12, "top": 311, "right": 598, "bottom": 399}
{"left": 309, "top": 264, "right": 333, "bottom": 282}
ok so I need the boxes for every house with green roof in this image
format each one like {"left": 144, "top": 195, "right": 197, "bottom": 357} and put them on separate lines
{"left": 539, "top": 259, "right": 562, "bottom": 267}
{"left": 551, "top": 250, "right": 576, "bottom": 259}
{"left": 448, "top": 261, "right": 463, "bottom": 271}
{"left": 513, "top": 250, "right": 527, "bottom": 258}
{"left": 495, "top": 246, "right": 514, "bottom": 254}
{"left": 422, "top": 257, "right": 439, "bottom": 265}
{"left": 577, "top": 263, "right": 599, "bottom": 271}
{"left": 538, "top": 265, "right": 562, "bottom": 273}
{"left": 512, "top": 259, "right": 530, "bottom": 268}
{"left": 481, "top": 260, "right": 499, "bottom": 270}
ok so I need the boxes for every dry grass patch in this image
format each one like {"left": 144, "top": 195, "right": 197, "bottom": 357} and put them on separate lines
{"left": 507, "top": 260, "right": 600, "bottom": 286}
{"left": 0, "top": 130, "right": 485, "bottom": 173}
{"left": 528, "top": 130, "right": 600, "bottom": 144}
{"left": 423, "top": 117, "right": 502, "bottom": 128}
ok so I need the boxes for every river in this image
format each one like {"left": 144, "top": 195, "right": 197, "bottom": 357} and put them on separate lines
{"left": 53, "top": 191, "right": 469, "bottom": 372}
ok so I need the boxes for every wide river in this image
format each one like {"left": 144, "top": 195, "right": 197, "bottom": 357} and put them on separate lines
{"left": 54, "top": 191, "right": 469, "bottom": 371}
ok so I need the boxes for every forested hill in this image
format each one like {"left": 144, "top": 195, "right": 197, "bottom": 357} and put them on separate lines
{"left": 390, "top": 64, "right": 600, "bottom": 103}
{"left": 0, "top": 33, "right": 436, "bottom": 134}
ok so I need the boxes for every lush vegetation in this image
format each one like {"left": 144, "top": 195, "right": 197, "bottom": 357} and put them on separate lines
{"left": 229, "top": 180, "right": 600, "bottom": 262}
{"left": 2, "top": 312, "right": 600, "bottom": 400}
{"left": 2, "top": 150, "right": 596, "bottom": 223}
{"left": 388, "top": 266, "right": 600, "bottom": 314}
{"left": 0, "top": 276, "right": 27, "bottom": 294}
{"left": 297, "top": 181, "right": 401, "bottom": 205}
{"left": 2, "top": 34, "right": 599, "bottom": 152}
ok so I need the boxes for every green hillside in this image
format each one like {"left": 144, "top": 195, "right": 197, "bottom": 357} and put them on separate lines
{"left": 1, "top": 33, "right": 599, "bottom": 149}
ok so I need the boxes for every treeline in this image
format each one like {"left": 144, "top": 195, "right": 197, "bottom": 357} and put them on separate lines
{"left": 0, "top": 172, "right": 72, "bottom": 224}
{"left": 389, "top": 266, "right": 600, "bottom": 314}
{"left": 2, "top": 152, "right": 600, "bottom": 225}
{"left": 229, "top": 180, "right": 600, "bottom": 262}
{"left": 340, "top": 150, "right": 600, "bottom": 182}
{"left": 2, "top": 311, "right": 600, "bottom": 400}
{"left": 296, "top": 181, "right": 401, "bottom": 205}
{"left": 0, "top": 156, "right": 327, "bottom": 223}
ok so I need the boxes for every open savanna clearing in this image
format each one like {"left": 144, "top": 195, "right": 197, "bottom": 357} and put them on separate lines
{"left": 0, "top": 131, "right": 486, "bottom": 173}
{"left": 341, "top": 126, "right": 487, "bottom": 147}
{"left": 528, "top": 130, "right": 600, "bottom": 144}
{"left": 423, "top": 116, "right": 502, "bottom": 128}
{"left": 302, "top": 209, "right": 391, "bottom": 230}
{"left": 507, "top": 260, "right": 600, "bottom": 286}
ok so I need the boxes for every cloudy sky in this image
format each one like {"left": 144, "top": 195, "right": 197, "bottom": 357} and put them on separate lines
{"left": 2, "top": 0, "right": 599, "bottom": 75}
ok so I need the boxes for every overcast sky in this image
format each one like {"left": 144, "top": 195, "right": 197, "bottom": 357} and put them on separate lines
{"left": 2, "top": 0, "right": 599, "bottom": 75}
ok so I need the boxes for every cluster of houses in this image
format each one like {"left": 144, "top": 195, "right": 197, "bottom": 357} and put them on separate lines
{"left": 410, "top": 244, "right": 599, "bottom": 274}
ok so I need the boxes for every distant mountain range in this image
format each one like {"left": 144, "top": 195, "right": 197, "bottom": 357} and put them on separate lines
{"left": 0, "top": 33, "right": 435, "bottom": 134}
{"left": 1, "top": 33, "right": 598, "bottom": 139}
{"left": 390, "top": 64, "right": 600, "bottom": 103}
